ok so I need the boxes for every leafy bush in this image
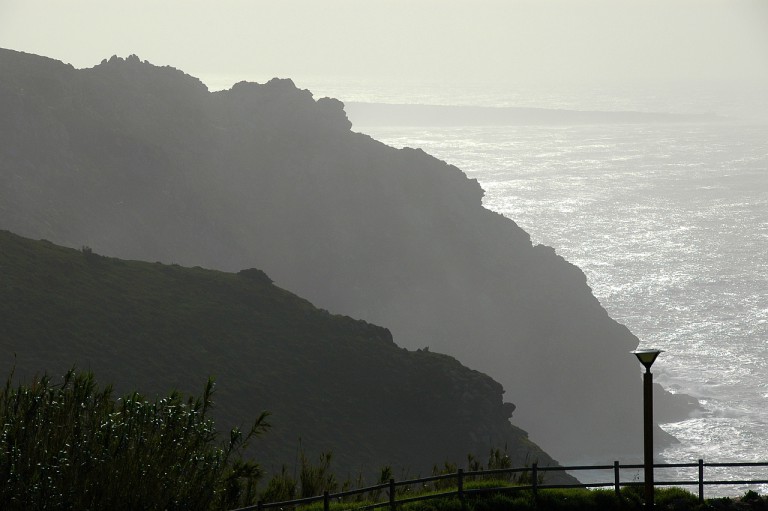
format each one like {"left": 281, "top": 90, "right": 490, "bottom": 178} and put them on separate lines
{"left": 300, "top": 451, "right": 338, "bottom": 498}
{"left": 620, "top": 484, "right": 646, "bottom": 508}
{"left": 402, "top": 496, "right": 465, "bottom": 511}
{"left": 0, "top": 369, "right": 268, "bottom": 510}
{"left": 260, "top": 465, "right": 297, "bottom": 503}
{"left": 472, "top": 493, "right": 535, "bottom": 511}
{"left": 656, "top": 487, "right": 700, "bottom": 510}
{"left": 534, "top": 488, "right": 617, "bottom": 511}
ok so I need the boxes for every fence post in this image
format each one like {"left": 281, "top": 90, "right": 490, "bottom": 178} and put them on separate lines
{"left": 614, "top": 461, "right": 621, "bottom": 497}
{"left": 389, "top": 478, "right": 396, "bottom": 511}
{"left": 323, "top": 491, "right": 329, "bottom": 511}
{"left": 457, "top": 468, "right": 464, "bottom": 502}
{"left": 698, "top": 459, "right": 705, "bottom": 502}
{"left": 532, "top": 463, "right": 538, "bottom": 499}
{"left": 257, "top": 501, "right": 263, "bottom": 511}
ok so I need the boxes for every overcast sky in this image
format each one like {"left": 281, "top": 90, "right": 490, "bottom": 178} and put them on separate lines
{"left": 1, "top": 0, "right": 766, "bottom": 108}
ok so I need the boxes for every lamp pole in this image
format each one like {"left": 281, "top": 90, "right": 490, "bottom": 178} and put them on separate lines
{"left": 631, "top": 349, "right": 663, "bottom": 510}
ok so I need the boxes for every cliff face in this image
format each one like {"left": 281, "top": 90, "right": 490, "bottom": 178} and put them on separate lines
{"left": 0, "top": 49, "right": 693, "bottom": 463}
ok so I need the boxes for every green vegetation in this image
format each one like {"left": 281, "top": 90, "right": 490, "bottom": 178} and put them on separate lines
{"left": 255, "top": 448, "right": 766, "bottom": 511}
{"left": 0, "top": 369, "right": 268, "bottom": 510}
{"left": 2, "top": 366, "right": 764, "bottom": 511}
{"left": 0, "top": 366, "right": 559, "bottom": 510}
{"left": 268, "top": 486, "right": 768, "bottom": 511}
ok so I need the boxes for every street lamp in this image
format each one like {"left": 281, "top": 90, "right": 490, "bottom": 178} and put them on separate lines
{"left": 631, "top": 348, "right": 664, "bottom": 509}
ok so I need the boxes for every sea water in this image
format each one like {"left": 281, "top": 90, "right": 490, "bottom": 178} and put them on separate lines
{"left": 322, "top": 82, "right": 768, "bottom": 495}
{"left": 359, "top": 121, "right": 768, "bottom": 496}
{"left": 206, "top": 74, "right": 768, "bottom": 495}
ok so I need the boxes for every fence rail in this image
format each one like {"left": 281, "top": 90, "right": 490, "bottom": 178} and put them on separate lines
{"left": 231, "top": 459, "right": 768, "bottom": 511}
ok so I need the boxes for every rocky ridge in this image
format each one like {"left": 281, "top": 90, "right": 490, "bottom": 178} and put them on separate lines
{"left": 0, "top": 48, "right": 698, "bottom": 463}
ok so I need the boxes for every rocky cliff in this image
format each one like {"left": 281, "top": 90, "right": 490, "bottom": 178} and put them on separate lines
{"left": 0, "top": 48, "right": 695, "bottom": 463}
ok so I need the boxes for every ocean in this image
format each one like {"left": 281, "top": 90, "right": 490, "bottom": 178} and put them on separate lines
{"left": 207, "top": 74, "right": 768, "bottom": 495}
{"left": 358, "top": 122, "right": 767, "bottom": 495}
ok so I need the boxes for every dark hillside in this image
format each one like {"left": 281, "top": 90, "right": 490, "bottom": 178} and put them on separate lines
{"left": 0, "top": 230, "right": 566, "bottom": 480}
{"left": 0, "top": 48, "right": 697, "bottom": 463}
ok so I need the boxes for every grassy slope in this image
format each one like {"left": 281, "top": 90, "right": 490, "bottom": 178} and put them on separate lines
{"left": 0, "top": 230, "right": 566, "bottom": 482}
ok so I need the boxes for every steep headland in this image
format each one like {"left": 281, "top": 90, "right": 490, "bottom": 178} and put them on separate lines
{"left": 0, "top": 230, "right": 567, "bottom": 480}
{"left": 0, "top": 48, "right": 697, "bottom": 463}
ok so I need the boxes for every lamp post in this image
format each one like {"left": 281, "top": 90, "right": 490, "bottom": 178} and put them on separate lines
{"left": 631, "top": 348, "right": 664, "bottom": 509}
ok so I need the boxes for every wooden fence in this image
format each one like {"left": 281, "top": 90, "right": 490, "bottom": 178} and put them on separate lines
{"left": 232, "top": 460, "right": 768, "bottom": 511}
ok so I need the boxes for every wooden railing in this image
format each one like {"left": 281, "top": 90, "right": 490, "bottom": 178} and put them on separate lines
{"left": 231, "top": 460, "right": 768, "bottom": 511}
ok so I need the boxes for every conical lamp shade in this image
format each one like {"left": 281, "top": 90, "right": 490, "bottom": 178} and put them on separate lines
{"left": 631, "top": 349, "right": 664, "bottom": 370}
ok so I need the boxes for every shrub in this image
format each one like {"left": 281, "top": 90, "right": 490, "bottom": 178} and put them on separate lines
{"left": 402, "top": 496, "right": 465, "bottom": 511}
{"left": 656, "top": 487, "right": 699, "bottom": 510}
{"left": 260, "top": 465, "right": 297, "bottom": 503}
{"left": 300, "top": 451, "right": 338, "bottom": 498}
{"left": 536, "top": 488, "right": 601, "bottom": 511}
{"left": 473, "top": 493, "right": 535, "bottom": 511}
{"left": 0, "top": 369, "right": 269, "bottom": 510}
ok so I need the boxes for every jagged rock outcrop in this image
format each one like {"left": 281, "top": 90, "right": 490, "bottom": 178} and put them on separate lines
{"left": 0, "top": 48, "right": 695, "bottom": 463}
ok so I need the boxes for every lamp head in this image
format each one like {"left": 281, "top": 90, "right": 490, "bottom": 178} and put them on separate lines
{"left": 631, "top": 349, "right": 664, "bottom": 372}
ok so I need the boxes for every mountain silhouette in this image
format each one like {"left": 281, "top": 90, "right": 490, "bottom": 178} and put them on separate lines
{"left": 0, "top": 48, "right": 697, "bottom": 463}
{"left": 0, "top": 229, "right": 573, "bottom": 480}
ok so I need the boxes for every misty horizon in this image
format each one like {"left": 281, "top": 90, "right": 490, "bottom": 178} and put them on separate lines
{"left": 1, "top": 0, "right": 767, "bottom": 121}
{"left": 0, "top": 0, "right": 766, "bottom": 497}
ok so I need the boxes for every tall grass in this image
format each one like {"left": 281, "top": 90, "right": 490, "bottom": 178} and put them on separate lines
{"left": 0, "top": 369, "right": 269, "bottom": 510}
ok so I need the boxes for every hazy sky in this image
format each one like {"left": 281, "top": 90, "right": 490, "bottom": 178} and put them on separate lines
{"left": 1, "top": 0, "right": 767, "bottom": 106}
